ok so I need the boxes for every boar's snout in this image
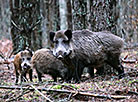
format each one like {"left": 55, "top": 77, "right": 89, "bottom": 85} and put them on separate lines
{"left": 56, "top": 50, "right": 67, "bottom": 59}
{"left": 57, "top": 55, "right": 63, "bottom": 60}
{"left": 21, "top": 63, "right": 31, "bottom": 70}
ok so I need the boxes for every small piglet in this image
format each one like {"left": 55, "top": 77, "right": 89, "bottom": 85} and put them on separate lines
{"left": 13, "top": 49, "right": 33, "bottom": 84}
{"left": 31, "top": 48, "right": 68, "bottom": 82}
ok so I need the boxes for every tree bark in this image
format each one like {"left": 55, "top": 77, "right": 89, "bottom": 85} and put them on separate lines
{"left": 0, "top": 0, "right": 11, "bottom": 39}
{"left": 10, "top": 0, "right": 42, "bottom": 53}
{"left": 41, "top": 0, "right": 60, "bottom": 48}
{"left": 90, "top": 0, "right": 117, "bottom": 34}
{"left": 66, "top": 0, "right": 72, "bottom": 30}
{"left": 72, "top": 0, "right": 87, "bottom": 30}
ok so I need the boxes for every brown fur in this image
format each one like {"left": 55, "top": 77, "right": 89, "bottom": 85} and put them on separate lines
{"left": 49, "top": 29, "right": 125, "bottom": 82}
{"left": 31, "top": 48, "right": 68, "bottom": 82}
{"left": 13, "top": 49, "right": 33, "bottom": 84}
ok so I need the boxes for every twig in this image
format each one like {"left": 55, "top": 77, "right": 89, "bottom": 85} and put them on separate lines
{"left": 0, "top": 61, "right": 12, "bottom": 65}
{"left": 0, "top": 85, "right": 130, "bottom": 99}
{"left": 0, "top": 51, "right": 5, "bottom": 59}
{"left": 6, "top": 90, "right": 30, "bottom": 102}
{"left": 122, "top": 59, "right": 136, "bottom": 63}
{"left": 115, "top": 90, "right": 138, "bottom": 96}
{"left": 11, "top": 20, "right": 22, "bottom": 31}
{"left": 94, "top": 83, "right": 105, "bottom": 92}
{"left": 123, "top": 55, "right": 129, "bottom": 60}
{"left": 30, "top": 18, "right": 41, "bottom": 30}
{"left": 124, "top": 66, "right": 137, "bottom": 70}
{"left": 0, "top": 51, "right": 12, "bottom": 69}
{"left": 30, "top": 84, "right": 53, "bottom": 102}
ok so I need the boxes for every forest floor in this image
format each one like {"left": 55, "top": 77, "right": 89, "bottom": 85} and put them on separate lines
{"left": 0, "top": 38, "right": 138, "bottom": 102}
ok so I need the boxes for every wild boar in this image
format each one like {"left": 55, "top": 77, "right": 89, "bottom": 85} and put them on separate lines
{"left": 31, "top": 48, "right": 69, "bottom": 82}
{"left": 49, "top": 29, "right": 124, "bottom": 82}
{"left": 13, "top": 49, "right": 33, "bottom": 84}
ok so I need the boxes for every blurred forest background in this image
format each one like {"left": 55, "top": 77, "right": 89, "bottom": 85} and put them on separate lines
{"left": 0, "top": 0, "right": 138, "bottom": 53}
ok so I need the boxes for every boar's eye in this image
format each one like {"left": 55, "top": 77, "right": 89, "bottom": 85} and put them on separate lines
{"left": 54, "top": 40, "right": 58, "bottom": 44}
{"left": 27, "top": 57, "right": 31, "bottom": 61}
{"left": 63, "top": 40, "right": 68, "bottom": 43}
{"left": 21, "top": 58, "right": 25, "bottom": 61}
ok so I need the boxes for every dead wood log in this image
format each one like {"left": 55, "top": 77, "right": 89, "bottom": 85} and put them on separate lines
{"left": 0, "top": 85, "right": 130, "bottom": 99}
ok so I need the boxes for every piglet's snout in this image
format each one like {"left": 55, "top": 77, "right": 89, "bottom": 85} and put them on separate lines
{"left": 22, "top": 63, "right": 31, "bottom": 70}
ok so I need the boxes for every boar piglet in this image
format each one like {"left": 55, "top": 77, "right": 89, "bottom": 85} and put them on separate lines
{"left": 31, "top": 48, "right": 69, "bottom": 82}
{"left": 13, "top": 49, "right": 33, "bottom": 84}
{"left": 49, "top": 29, "right": 125, "bottom": 82}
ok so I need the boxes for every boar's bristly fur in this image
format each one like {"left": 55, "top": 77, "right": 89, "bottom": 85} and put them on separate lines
{"left": 49, "top": 29, "right": 124, "bottom": 82}
{"left": 31, "top": 48, "right": 68, "bottom": 82}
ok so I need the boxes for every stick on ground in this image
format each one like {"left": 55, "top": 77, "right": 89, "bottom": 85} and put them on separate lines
{"left": 0, "top": 85, "right": 130, "bottom": 100}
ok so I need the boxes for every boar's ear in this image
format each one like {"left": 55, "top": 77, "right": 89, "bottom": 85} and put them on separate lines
{"left": 28, "top": 49, "right": 34, "bottom": 56}
{"left": 49, "top": 32, "right": 55, "bottom": 42}
{"left": 65, "top": 30, "right": 72, "bottom": 40}
{"left": 20, "top": 51, "right": 23, "bottom": 57}
{"left": 25, "top": 47, "right": 33, "bottom": 56}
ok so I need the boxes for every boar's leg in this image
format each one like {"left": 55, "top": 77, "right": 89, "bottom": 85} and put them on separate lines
{"left": 64, "top": 69, "right": 74, "bottom": 83}
{"left": 52, "top": 75, "right": 57, "bottom": 82}
{"left": 21, "top": 72, "right": 27, "bottom": 82}
{"left": 88, "top": 67, "right": 94, "bottom": 77}
{"left": 74, "top": 60, "right": 84, "bottom": 83}
{"left": 36, "top": 69, "right": 42, "bottom": 82}
{"left": 15, "top": 70, "right": 19, "bottom": 84}
{"left": 96, "top": 67, "right": 104, "bottom": 75}
{"left": 29, "top": 69, "right": 33, "bottom": 82}
{"left": 106, "top": 55, "right": 124, "bottom": 78}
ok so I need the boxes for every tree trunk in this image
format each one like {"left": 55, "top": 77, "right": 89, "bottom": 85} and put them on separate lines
{"left": 90, "top": 0, "right": 117, "bottom": 34}
{"left": 10, "top": 0, "right": 42, "bottom": 53}
{"left": 117, "top": 0, "right": 138, "bottom": 43}
{"left": 41, "top": 0, "right": 60, "bottom": 48}
{"left": 66, "top": 0, "right": 72, "bottom": 30}
{"left": 0, "top": 0, "right": 11, "bottom": 39}
{"left": 72, "top": 0, "right": 87, "bottom": 30}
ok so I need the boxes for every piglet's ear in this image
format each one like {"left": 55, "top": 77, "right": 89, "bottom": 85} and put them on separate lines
{"left": 65, "top": 30, "right": 72, "bottom": 40}
{"left": 20, "top": 51, "right": 23, "bottom": 57}
{"left": 49, "top": 31, "right": 55, "bottom": 42}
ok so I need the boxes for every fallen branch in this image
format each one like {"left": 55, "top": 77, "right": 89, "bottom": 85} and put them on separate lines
{"left": 115, "top": 90, "right": 138, "bottom": 96}
{"left": 30, "top": 84, "right": 53, "bottom": 102}
{"left": 0, "top": 85, "right": 130, "bottom": 99}
{"left": 122, "top": 59, "right": 136, "bottom": 63}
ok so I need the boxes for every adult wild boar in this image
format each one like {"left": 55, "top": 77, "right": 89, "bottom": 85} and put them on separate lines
{"left": 31, "top": 48, "right": 69, "bottom": 82}
{"left": 49, "top": 29, "right": 124, "bottom": 82}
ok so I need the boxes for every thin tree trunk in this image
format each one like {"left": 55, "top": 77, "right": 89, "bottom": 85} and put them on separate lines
{"left": 0, "top": 0, "right": 11, "bottom": 39}
{"left": 90, "top": 0, "right": 117, "bottom": 34}
{"left": 72, "top": 0, "right": 87, "bottom": 30}
{"left": 66, "top": 0, "right": 72, "bottom": 30}
{"left": 42, "top": 0, "right": 60, "bottom": 48}
{"left": 10, "top": 0, "right": 42, "bottom": 53}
